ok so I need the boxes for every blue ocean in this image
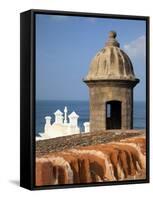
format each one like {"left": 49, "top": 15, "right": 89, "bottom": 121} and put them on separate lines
{"left": 36, "top": 100, "right": 146, "bottom": 135}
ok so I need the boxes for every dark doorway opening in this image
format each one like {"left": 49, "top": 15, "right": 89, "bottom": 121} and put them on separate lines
{"left": 106, "top": 100, "right": 121, "bottom": 129}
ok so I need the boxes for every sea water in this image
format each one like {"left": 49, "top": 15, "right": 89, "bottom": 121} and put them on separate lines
{"left": 36, "top": 100, "right": 146, "bottom": 135}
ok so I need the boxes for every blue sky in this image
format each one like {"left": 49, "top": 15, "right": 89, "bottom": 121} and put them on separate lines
{"left": 36, "top": 14, "right": 146, "bottom": 101}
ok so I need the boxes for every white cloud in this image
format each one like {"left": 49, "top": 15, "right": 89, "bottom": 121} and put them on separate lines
{"left": 123, "top": 35, "right": 146, "bottom": 60}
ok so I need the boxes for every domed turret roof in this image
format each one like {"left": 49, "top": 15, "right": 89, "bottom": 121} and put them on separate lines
{"left": 84, "top": 31, "right": 137, "bottom": 81}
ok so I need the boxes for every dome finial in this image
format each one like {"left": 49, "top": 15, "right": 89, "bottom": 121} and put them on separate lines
{"left": 109, "top": 31, "right": 117, "bottom": 39}
{"left": 105, "top": 31, "right": 120, "bottom": 47}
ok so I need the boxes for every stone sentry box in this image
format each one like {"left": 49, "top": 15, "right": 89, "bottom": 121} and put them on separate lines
{"left": 84, "top": 31, "right": 139, "bottom": 132}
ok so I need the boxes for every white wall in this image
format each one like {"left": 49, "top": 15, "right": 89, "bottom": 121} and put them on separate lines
{"left": 0, "top": 0, "right": 152, "bottom": 199}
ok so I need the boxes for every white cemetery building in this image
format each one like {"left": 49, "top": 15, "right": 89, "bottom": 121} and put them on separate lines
{"left": 36, "top": 106, "right": 90, "bottom": 140}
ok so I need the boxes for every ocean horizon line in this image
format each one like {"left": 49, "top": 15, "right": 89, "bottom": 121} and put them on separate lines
{"left": 36, "top": 99, "right": 146, "bottom": 103}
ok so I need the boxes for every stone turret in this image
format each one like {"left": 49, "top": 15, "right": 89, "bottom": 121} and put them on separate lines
{"left": 68, "top": 111, "right": 79, "bottom": 127}
{"left": 84, "top": 31, "right": 139, "bottom": 132}
{"left": 54, "top": 110, "right": 63, "bottom": 124}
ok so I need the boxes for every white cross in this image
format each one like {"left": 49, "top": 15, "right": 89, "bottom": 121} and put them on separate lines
{"left": 64, "top": 106, "right": 68, "bottom": 124}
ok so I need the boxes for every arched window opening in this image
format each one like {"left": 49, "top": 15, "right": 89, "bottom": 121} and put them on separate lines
{"left": 106, "top": 100, "right": 121, "bottom": 129}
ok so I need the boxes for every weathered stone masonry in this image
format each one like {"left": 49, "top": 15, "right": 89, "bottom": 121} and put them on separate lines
{"left": 84, "top": 31, "right": 139, "bottom": 131}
